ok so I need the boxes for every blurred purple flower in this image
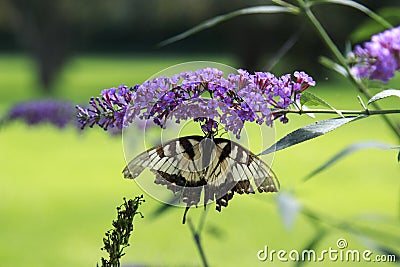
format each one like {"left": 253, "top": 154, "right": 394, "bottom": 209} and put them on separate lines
{"left": 7, "top": 99, "right": 74, "bottom": 128}
{"left": 350, "top": 26, "right": 400, "bottom": 82}
{"left": 76, "top": 68, "right": 315, "bottom": 138}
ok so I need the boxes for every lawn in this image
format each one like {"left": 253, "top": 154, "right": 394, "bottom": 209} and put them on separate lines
{"left": 0, "top": 54, "right": 399, "bottom": 267}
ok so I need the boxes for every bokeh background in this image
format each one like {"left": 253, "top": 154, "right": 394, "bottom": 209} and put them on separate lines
{"left": 0, "top": 0, "right": 399, "bottom": 266}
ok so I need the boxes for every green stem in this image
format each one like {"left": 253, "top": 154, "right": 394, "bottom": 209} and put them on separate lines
{"left": 281, "top": 108, "right": 400, "bottom": 116}
{"left": 297, "top": 0, "right": 400, "bottom": 139}
{"left": 187, "top": 213, "right": 209, "bottom": 267}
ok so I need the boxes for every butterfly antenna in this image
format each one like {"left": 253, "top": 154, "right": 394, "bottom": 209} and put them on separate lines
{"left": 219, "top": 130, "right": 228, "bottom": 138}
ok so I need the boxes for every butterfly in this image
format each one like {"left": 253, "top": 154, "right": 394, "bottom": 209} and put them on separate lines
{"left": 123, "top": 135, "right": 279, "bottom": 223}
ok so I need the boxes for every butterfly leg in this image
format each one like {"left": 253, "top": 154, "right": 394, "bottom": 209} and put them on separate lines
{"left": 182, "top": 206, "right": 191, "bottom": 224}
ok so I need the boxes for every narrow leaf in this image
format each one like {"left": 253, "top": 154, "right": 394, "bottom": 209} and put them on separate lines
{"left": 264, "top": 24, "right": 303, "bottom": 70}
{"left": 305, "top": 141, "right": 400, "bottom": 180}
{"left": 259, "top": 116, "right": 364, "bottom": 155}
{"left": 311, "top": 0, "right": 392, "bottom": 28}
{"left": 150, "top": 195, "right": 180, "bottom": 219}
{"left": 357, "top": 95, "right": 368, "bottom": 110}
{"left": 158, "top": 6, "right": 295, "bottom": 47}
{"left": 358, "top": 235, "right": 400, "bottom": 263}
{"left": 376, "top": 246, "right": 399, "bottom": 263}
{"left": 301, "top": 105, "right": 316, "bottom": 118}
{"left": 367, "top": 89, "right": 400, "bottom": 106}
{"left": 300, "top": 91, "right": 343, "bottom": 117}
{"left": 350, "top": 7, "right": 400, "bottom": 42}
{"left": 319, "top": 56, "right": 348, "bottom": 78}
{"left": 276, "top": 191, "right": 302, "bottom": 230}
{"left": 293, "top": 229, "right": 327, "bottom": 267}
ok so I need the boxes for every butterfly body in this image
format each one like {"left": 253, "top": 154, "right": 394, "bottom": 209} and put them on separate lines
{"left": 123, "top": 135, "right": 279, "bottom": 223}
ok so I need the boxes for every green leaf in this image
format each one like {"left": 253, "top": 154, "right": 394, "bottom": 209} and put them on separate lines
{"left": 300, "top": 91, "right": 343, "bottom": 117}
{"left": 305, "top": 141, "right": 400, "bottom": 180}
{"left": 310, "top": 0, "right": 392, "bottom": 29}
{"left": 375, "top": 246, "right": 400, "bottom": 263}
{"left": 301, "top": 105, "right": 316, "bottom": 119}
{"left": 259, "top": 116, "right": 365, "bottom": 155}
{"left": 350, "top": 7, "right": 400, "bottom": 43}
{"left": 319, "top": 56, "right": 348, "bottom": 78}
{"left": 158, "top": 6, "right": 296, "bottom": 47}
{"left": 276, "top": 191, "right": 302, "bottom": 230}
{"left": 357, "top": 235, "right": 400, "bottom": 263}
{"left": 367, "top": 89, "right": 400, "bottom": 106}
{"left": 293, "top": 229, "right": 327, "bottom": 267}
{"left": 150, "top": 195, "right": 180, "bottom": 219}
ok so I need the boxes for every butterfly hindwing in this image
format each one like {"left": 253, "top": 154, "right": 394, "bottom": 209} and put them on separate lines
{"left": 208, "top": 138, "right": 279, "bottom": 211}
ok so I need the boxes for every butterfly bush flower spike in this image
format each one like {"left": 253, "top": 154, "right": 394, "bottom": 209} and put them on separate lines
{"left": 7, "top": 99, "right": 74, "bottom": 128}
{"left": 76, "top": 68, "right": 315, "bottom": 138}
{"left": 350, "top": 26, "right": 400, "bottom": 82}
{"left": 76, "top": 85, "right": 136, "bottom": 130}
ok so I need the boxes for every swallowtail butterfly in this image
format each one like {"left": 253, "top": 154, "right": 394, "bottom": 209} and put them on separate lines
{"left": 123, "top": 135, "right": 279, "bottom": 223}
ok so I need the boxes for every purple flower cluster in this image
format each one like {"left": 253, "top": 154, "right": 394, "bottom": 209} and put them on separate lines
{"left": 76, "top": 68, "right": 315, "bottom": 138}
{"left": 350, "top": 26, "right": 400, "bottom": 82}
{"left": 7, "top": 99, "right": 74, "bottom": 128}
{"left": 76, "top": 85, "right": 136, "bottom": 130}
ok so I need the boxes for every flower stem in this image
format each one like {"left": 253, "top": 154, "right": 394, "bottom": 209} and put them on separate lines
{"left": 297, "top": 0, "right": 400, "bottom": 139}
{"left": 282, "top": 108, "right": 400, "bottom": 116}
{"left": 187, "top": 210, "right": 209, "bottom": 267}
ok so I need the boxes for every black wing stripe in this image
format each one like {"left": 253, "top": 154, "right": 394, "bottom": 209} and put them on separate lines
{"left": 179, "top": 138, "right": 196, "bottom": 160}
{"left": 218, "top": 141, "right": 232, "bottom": 164}
{"left": 156, "top": 146, "right": 165, "bottom": 158}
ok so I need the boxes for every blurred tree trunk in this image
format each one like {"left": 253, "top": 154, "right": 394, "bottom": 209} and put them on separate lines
{"left": 2, "top": 0, "right": 72, "bottom": 94}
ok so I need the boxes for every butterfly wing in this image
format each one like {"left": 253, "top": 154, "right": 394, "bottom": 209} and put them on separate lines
{"left": 123, "top": 135, "right": 206, "bottom": 182}
{"left": 123, "top": 135, "right": 213, "bottom": 217}
{"left": 205, "top": 138, "right": 279, "bottom": 211}
{"left": 123, "top": 135, "right": 279, "bottom": 222}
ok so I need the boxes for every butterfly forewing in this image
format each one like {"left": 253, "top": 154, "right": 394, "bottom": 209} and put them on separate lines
{"left": 123, "top": 136, "right": 204, "bottom": 178}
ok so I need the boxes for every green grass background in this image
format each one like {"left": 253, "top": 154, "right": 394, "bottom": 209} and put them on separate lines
{"left": 0, "top": 54, "right": 399, "bottom": 267}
